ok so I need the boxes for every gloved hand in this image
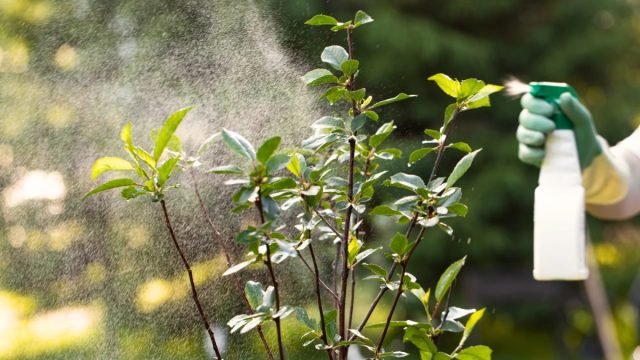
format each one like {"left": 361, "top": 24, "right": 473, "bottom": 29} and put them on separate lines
{"left": 517, "top": 92, "right": 632, "bottom": 208}
{"left": 517, "top": 92, "right": 602, "bottom": 169}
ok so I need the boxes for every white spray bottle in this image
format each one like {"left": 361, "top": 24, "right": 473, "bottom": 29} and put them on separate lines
{"left": 519, "top": 82, "right": 589, "bottom": 281}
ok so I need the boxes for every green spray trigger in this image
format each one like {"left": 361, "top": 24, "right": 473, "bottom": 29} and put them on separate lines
{"left": 529, "top": 82, "right": 578, "bottom": 130}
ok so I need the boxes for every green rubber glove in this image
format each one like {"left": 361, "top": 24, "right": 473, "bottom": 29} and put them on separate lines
{"left": 518, "top": 91, "right": 633, "bottom": 207}
{"left": 517, "top": 92, "right": 603, "bottom": 169}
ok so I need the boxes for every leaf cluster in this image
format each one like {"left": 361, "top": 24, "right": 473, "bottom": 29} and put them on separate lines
{"left": 85, "top": 107, "right": 191, "bottom": 201}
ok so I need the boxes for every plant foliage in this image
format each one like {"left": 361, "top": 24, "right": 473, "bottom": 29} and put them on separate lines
{"left": 85, "top": 10, "right": 503, "bottom": 360}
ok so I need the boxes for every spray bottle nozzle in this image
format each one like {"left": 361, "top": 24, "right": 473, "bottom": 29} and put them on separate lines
{"left": 529, "top": 82, "right": 578, "bottom": 130}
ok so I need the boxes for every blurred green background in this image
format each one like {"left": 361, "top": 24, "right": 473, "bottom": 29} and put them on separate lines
{"left": 1, "top": 0, "right": 640, "bottom": 359}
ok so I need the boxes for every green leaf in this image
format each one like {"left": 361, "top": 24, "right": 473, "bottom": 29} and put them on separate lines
{"left": 466, "top": 97, "right": 490, "bottom": 110}
{"left": 223, "top": 259, "right": 255, "bottom": 276}
{"left": 369, "top": 121, "right": 395, "bottom": 148}
{"left": 424, "top": 129, "right": 442, "bottom": 140}
{"left": 321, "top": 45, "right": 349, "bottom": 71}
{"left": 330, "top": 21, "right": 352, "bottom": 31}
{"left": 377, "top": 148, "right": 402, "bottom": 160}
{"left": 305, "top": 14, "right": 339, "bottom": 26}
{"left": 341, "top": 59, "right": 359, "bottom": 76}
{"left": 222, "top": 128, "right": 256, "bottom": 161}
{"left": 91, "top": 157, "right": 133, "bottom": 180}
{"left": 403, "top": 273, "right": 421, "bottom": 291}
{"left": 302, "top": 133, "right": 338, "bottom": 150}
{"left": 435, "top": 256, "right": 466, "bottom": 303}
{"left": 363, "top": 110, "right": 379, "bottom": 121}
{"left": 260, "top": 286, "right": 275, "bottom": 311}
{"left": 362, "top": 263, "right": 388, "bottom": 278}
{"left": 257, "top": 136, "right": 281, "bottom": 164}
{"left": 121, "top": 186, "right": 147, "bottom": 200}
{"left": 311, "top": 116, "right": 344, "bottom": 130}
{"left": 387, "top": 173, "right": 426, "bottom": 193}
{"left": 369, "top": 93, "right": 417, "bottom": 109}
{"left": 446, "top": 149, "right": 482, "bottom": 189}
{"left": 456, "top": 345, "right": 492, "bottom": 360}
{"left": 409, "top": 147, "right": 435, "bottom": 165}
{"left": 244, "top": 281, "right": 264, "bottom": 310}
{"left": 208, "top": 165, "right": 244, "bottom": 175}
{"left": 370, "top": 205, "right": 402, "bottom": 216}
{"left": 463, "top": 84, "right": 504, "bottom": 110}
{"left": 321, "top": 86, "right": 349, "bottom": 105}
{"left": 404, "top": 326, "right": 437, "bottom": 354}
{"left": 263, "top": 178, "right": 296, "bottom": 192}
{"left": 349, "top": 329, "right": 375, "bottom": 345}
{"left": 459, "top": 308, "right": 486, "bottom": 348}
{"left": 442, "top": 319, "right": 465, "bottom": 333}
{"left": 295, "top": 307, "right": 317, "bottom": 331}
{"left": 347, "top": 88, "right": 366, "bottom": 102}
{"left": 234, "top": 186, "right": 259, "bottom": 204}
{"left": 240, "top": 316, "right": 265, "bottom": 334}
{"left": 287, "top": 154, "right": 304, "bottom": 177}
{"left": 467, "top": 84, "right": 504, "bottom": 104}
{"left": 355, "top": 248, "right": 379, "bottom": 264}
{"left": 354, "top": 10, "right": 374, "bottom": 26}
{"left": 120, "top": 122, "right": 133, "bottom": 146}
{"left": 157, "top": 156, "right": 180, "bottom": 187}
{"left": 367, "top": 320, "right": 422, "bottom": 329}
{"left": 83, "top": 178, "right": 137, "bottom": 200}
{"left": 153, "top": 107, "right": 191, "bottom": 161}
{"left": 448, "top": 203, "right": 469, "bottom": 217}
{"left": 444, "top": 103, "right": 458, "bottom": 128}
{"left": 351, "top": 113, "right": 367, "bottom": 132}
{"left": 348, "top": 238, "right": 362, "bottom": 265}
{"left": 266, "top": 154, "right": 290, "bottom": 173}
{"left": 302, "top": 69, "right": 338, "bottom": 86}
{"left": 389, "top": 232, "right": 409, "bottom": 256}
{"left": 428, "top": 73, "right": 460, "bottom": 98}
{"left": 458, "top": 79, "right": 485, "bottom": 100}
{"left": 445, "top": 307, "right": 477, "bottom": 321}
{"left": 449, "top": 142, "right": 472, "bottom": 153}
{"left": 410, "top": 288, "right": 431, "bottom": 321}
{"left": 324, "top": 309, "right": 337, "bottom": 341}
{"left": 133, "top": 146, "right": 157, "bottom": 169}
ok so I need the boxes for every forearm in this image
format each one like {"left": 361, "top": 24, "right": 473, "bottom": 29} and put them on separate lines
{"left": 586, "top": 128, "right": 640, "bottom": 220}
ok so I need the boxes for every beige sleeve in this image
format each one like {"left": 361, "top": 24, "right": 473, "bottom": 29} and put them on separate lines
{"left": 587, "top": 127, "right": 640, "bottom": 220}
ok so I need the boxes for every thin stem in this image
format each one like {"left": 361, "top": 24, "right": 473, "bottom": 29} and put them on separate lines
{"left": 339, "top": 27, "right": 360, "bottom": 360}
{"left": 159, "top": 200, "right": 223, "bottom": 360}
{"left": 348, "top": 268, "right": 356, "bottom": 332}
{"left": 374, "top": 226, "right": 426, "bottom": 354}
{"left": 428, "top": 120, "right": 455, "bottom": 184}
{"left": 296, "top": 249, "right": 340, "bottom": 302}
{"left": 313, "top": 207, "right": 343, "bottom": 238}
{"left": 189, "top": 170, "right": 274, "bottom": 360}
{"left": 339, "top": 137, "right": 356, "bottom": 360}
{"left": 309, "top": 243, "right": 334, "bottom": 360}
{"left": 333, "top": 242, "right": 341, "bottom": 309}
{"left": 375, "top": 265, "right": 407, "bottom": 354}
{"left": 351, "top": 214, "right": 418, "bottom": 338}
{"left": 434, "top": 282, "right": 455, "bottom": 347}
{"left": 349, "top": 151, "right": 373, "bottom": 334}
{"left": 265, "top": 245, "right": 286, "bottom": 360}
{"left": 438, "top": 282, "right": 455, "bottom": 326}
{"left": 256, "top": 194, "right": 286, "bottom": 360}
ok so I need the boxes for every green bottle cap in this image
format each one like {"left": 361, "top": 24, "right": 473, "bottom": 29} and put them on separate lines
{"left": 529, "top": 82, "right": 578, "bottom": 130}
